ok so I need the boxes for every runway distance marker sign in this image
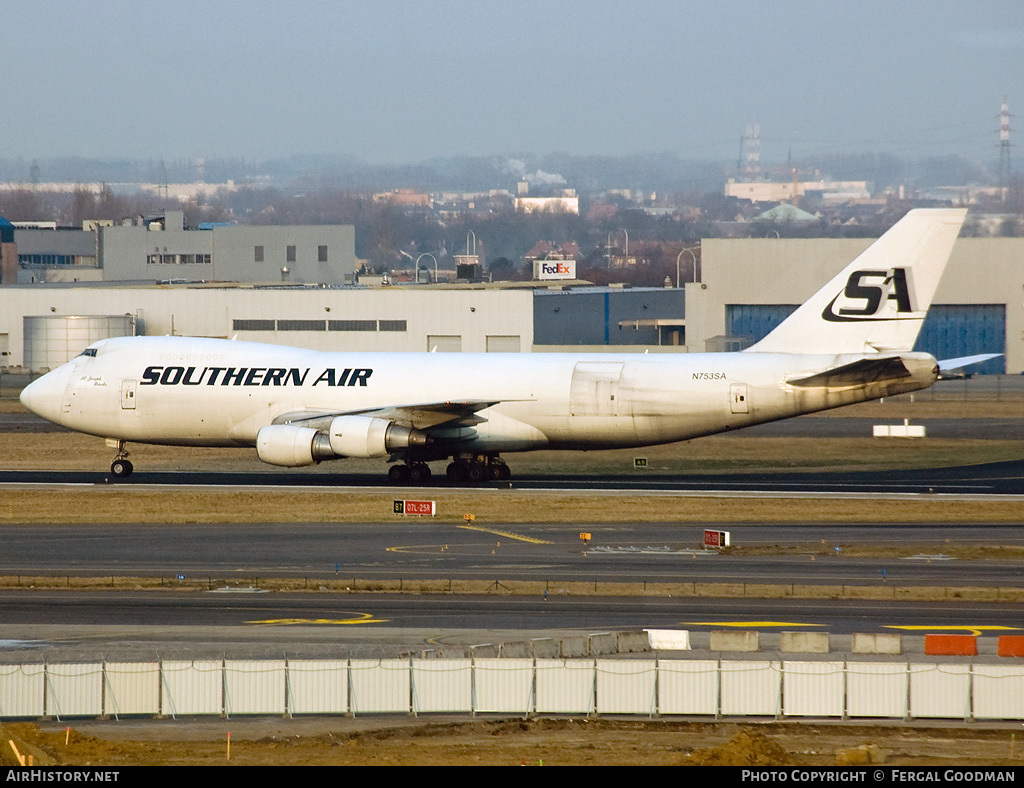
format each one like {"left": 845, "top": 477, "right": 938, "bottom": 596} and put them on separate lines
{"left": 394, "top": 500, "right": 436, "bottom": 516}
{"left": 704, "top": 529, "right": 731, "bottom": 548}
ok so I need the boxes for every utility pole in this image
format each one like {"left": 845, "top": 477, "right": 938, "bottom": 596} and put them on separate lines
{"left": 999, "top": 96, "right": 1012, "bottom": 206}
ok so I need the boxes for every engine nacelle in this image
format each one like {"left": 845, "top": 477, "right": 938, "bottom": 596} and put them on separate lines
{"left": 328, "top": 415, "right": 427, "bottom": 458}
{"left": 256, "top": 424, "right": 333, "bottom": 467}
{"left": 256, "top": 417, "right": 427, "bottom": 466}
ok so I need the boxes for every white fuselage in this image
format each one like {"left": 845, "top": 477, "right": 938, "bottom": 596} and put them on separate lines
{"left": 24, "top": 335, "right": 938, "bottom": 455}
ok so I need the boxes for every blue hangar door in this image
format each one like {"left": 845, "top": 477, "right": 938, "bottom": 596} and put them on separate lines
{"left": 913, "top": 305, "right": 1006, "bottom": 374}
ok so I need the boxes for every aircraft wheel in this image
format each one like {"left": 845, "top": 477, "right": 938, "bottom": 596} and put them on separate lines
{"left": 408, "top": 463, "right": 431, "bottom": 484}
{"left": 487, "top": 464, "right": 502, "bottom": 480}
{"left": 466, "top": 463, "right": 487, "bottom": 483}
{"left": 111, "top": 459, "right": 133, "bottom": 478}
{"left": 388, "top": 464, "right": 410, "bottom": 484}
{"left": 497, "top": 464, "right": 511, "bottom": 481}
{"left": 446, "top": 462, "right": 466, "bottom": 483}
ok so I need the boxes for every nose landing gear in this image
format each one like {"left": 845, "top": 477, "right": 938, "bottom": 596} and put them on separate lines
{"left": 109, "top": 440, "right": 133, "bottom": 478}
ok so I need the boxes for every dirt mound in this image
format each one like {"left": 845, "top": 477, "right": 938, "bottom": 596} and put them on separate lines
{"left": 0, "top": 723, "right": 65, "bottom": 766}
{"left": 687, "top": 728, "right": 795, "bottom": 766}
{"left": 3, "top": 718, "right": 1020, "bottom": 766}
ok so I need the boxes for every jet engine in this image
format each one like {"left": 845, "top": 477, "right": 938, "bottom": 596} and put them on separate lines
{"left": 256, "top": 417, "right": 428, "bottom": 467}
{"left": 256, "top": 424, "right": 335, "bottom": 467}
{"left": 327, "top": 415, "right": 428, "bottom": 458}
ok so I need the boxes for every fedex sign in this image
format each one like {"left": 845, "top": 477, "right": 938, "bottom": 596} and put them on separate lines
{"left": 534, "top": 259, "right": 576, "bottom": 280}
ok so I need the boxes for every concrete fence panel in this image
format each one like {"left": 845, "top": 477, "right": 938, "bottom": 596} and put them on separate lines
{"left": 224, "top": 660, "right": 286, "bottom": 716}
{"left": 845, "top": 662, "right": 908, "bottom": 719}
{"left": 657, "top": 660, "right": 718, "bottom": 716}
{"left": 782, "top": 661, "right": 844, "bottom": 717}
{"left": 0, "top": 664, "right": 45, "bottom": 719}
{"left": 588, "top": 633, "right": 618, "bottom": 656}
{"left": 45, "top": 663, "right": 103, "bottom": 719}
{"left": 535, "top": 659, "right": 594, "bottom": 714}
{"left": 473, "top": 659, "right": 534, "bottom": 714}
{"left": 286, "top": 660, "right": 349, "bottom": 716}
{"left": 710, "top": 631, "right": 759, "bottom": 652}
{"left": 160, "top": 660, "right": 223, "bottom": 717}
{"left": 596, "top": 659, "right": 656, "bottom": 715}
{"left": 349, "top": 659, "right": 410, "bottom": 714}
{"left": 720, "top": 660, "right": 780, "bottom": 716}
{"left": 104, "top": 662, "right": 160, "bottom": 718}
{"left": 909, "top": 663, "right": 971, "bottom": 720}
{"left": 412, "top": 659, "right": 472, "bottom": 713}
{"left": 972, "top": 665, "right": 1024, "bottom": 720}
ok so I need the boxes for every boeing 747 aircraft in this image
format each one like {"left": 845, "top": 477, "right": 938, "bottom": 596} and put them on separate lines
{"left": 20, "top": 209, "right": 969, "bottom": 484}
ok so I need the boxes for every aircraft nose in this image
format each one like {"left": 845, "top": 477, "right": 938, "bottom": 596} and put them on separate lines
{"left": 20, "top": 365, "right": 72, "bottom": 423}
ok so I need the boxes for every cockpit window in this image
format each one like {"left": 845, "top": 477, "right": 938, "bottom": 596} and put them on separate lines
{"left": 78, "top": 348, "right": 97, "bottom": 357}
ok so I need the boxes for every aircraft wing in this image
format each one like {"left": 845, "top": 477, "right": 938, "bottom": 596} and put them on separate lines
{"left": 786, "top": 356, "right": 915, "bottom": 388}
{"left": 271, "top": 400, "right": 504, "bottom": 431}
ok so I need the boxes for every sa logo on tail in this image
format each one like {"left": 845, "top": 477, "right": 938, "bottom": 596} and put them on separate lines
{"left": 822, "top": 267, "right": 916, "bottom": 322}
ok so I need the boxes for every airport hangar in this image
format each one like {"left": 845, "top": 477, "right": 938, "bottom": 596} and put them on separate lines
{"left": 0, "top": 231, "right": 1020, "bottom": 375}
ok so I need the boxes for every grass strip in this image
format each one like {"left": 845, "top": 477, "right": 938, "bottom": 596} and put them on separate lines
{"left": 2, "top": 488, "right": 1024, "bottom": 524}
{"left": 0, "top": 574, "right": 1021, "bottom": 602}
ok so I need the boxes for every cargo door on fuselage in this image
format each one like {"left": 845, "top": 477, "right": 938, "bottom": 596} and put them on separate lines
{"left": 570, "top": 362, "right": 625, "bottom": 417}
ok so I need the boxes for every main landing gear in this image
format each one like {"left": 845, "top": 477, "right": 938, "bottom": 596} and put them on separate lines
{"left": 446, "top": 454, "right": 511, "bottom": 483}
{"left": 385, "top": 454, "right": 512, "bottom": 485}
{"left": 387, "top": 462, "right": 431, "bottom": 484}
{"left": 109, "top": 440, "right": 133, "bottom": 478}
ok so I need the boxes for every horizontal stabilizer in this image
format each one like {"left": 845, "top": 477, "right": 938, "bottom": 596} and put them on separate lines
{"left": 937, "top": 353, "right": 1002, "bottom": 372}
{"left": 787, "top": 356, "right": 913, "bottom": 388}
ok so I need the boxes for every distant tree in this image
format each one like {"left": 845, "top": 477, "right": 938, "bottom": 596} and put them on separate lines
{"left": 488, "top": 256, "right": 515, "bottom": 281}
{"left": 1004, "top": 173, "right": 1024, "bottom": 219}
{"left": 0, "top": 188, "right": 45, "bottom": 221}
{"left": 68, "top": 188, "right": 96, "bottom": 226}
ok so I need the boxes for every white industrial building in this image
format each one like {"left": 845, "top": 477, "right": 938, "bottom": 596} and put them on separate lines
{"left": 3, "top": 285, "right": 535, "bottom": 372}
{"left": 5, "top": 210, "right": 356, "bottom": 286}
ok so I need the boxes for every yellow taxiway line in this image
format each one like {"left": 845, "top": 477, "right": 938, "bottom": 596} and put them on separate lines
{"left": 457, "top": 525, "right": 552, "bottom": 544}
{"left": 885, "top": 625, "right": 1021, "bottom": 637}
{"left": 684, "top": 621, "right": 823, "bottom": 628}
{"left": 248, "top": 613, "right": 388, "bottom": 625}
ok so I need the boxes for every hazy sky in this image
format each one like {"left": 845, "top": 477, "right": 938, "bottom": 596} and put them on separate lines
{"left": 3, "top": 1, "right": 1022, "bottom": 165}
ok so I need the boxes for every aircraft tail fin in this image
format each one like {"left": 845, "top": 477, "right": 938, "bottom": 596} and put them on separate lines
{"left": 746, "top": 208, "right": 967, "bottom": 355}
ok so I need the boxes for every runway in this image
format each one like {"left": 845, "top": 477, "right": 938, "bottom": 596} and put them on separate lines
{"left": 3, "top": 410, "right": 1021, "bottom": 438}
{"left": 0, "top": 521, "right": 1022, "bottom": 586}
{"left": 3, "top": 456, "right": 1024, "bottom": 494}
{"left": 0, "top": 591, "right": 1021, "bottom": 635}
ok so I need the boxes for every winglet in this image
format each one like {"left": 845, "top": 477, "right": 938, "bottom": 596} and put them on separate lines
{"left": 747, "top": 209, "right": 967, "bottom": 355}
